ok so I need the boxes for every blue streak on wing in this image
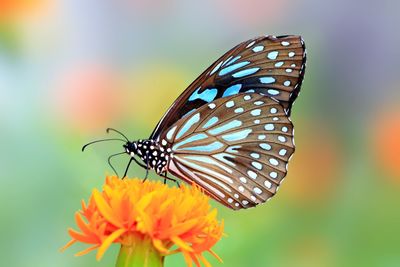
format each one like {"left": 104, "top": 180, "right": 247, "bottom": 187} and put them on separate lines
{"left": 221, "top": 129, "right": 252, "bottom": 141}
{"left": 232, "top": 67, "right": 260, "bottom": 78}
{"left": 176, "top": 141, "right": 224, "bottom": 152}
{"left": 175, "top": 113, "right": 200, "bottom": 139}
{"left": 213, "top": 153, "right": 236, "bottom": 167}
{"left": 219, "top": 61, "right": 250, "bottom": 76}
{"left": 202, "top": 116, "right": 219, "bottom": 129}
{"left": 184, "top": 155, "right": 232, "bottom": 174}
{"left": 182, "top": 108, "right": 196, "bottom": 118}
{"left": 176, "top": 157, "right": 233, "bottom": 183}
{"left": 172, "top": 133, "right": 208, "bottom": 150}
{"left": 222, "top": 84, "right": 242, "bottom": 97}
{"left": 184, "top": 155, "right": 217, "bottom": 165}
{"left": 226, "top": 145, "right": 241, "bottom": 153}
{"left": 224, "top": 56, "right": 241, "bottom": 66}
{"left": 189, "top": 87, "right": 218, "bottom": 102}
{"left": 166, "top": 125, "right": 177, "bottom": 140}
{"left": 208, "top": 120, "right": 242, "bottom": 135}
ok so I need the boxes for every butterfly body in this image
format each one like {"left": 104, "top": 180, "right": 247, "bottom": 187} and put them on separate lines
{"left": 124, "top": 139, "right": 171, "bottom": 174}
{"left": 87, "top": 35, "right": 306, "bottom": 210}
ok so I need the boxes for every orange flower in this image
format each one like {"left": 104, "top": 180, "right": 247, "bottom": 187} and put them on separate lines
{"left": 371, "top": 105, "right": 400, "bottom": 181}
{"left": 62, "top": 176, "right": 224, "bottom": 267}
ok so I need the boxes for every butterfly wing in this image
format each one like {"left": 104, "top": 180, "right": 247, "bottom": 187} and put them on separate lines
{"left": 151, "top": 35, "right": 306, "bottom": 141}
{"left": 160, "top": 93, "right": 294, "bottom": 210}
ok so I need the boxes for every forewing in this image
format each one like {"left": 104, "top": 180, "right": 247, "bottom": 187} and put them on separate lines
{"left": 151, "top": 35, "right": 306, "bottom": 140}
{"left": 161, "top": 93, "right": 295, "bottom": 210}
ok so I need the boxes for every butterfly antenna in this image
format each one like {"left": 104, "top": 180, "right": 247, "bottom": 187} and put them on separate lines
{"left": 107, "top": 152, "right": 125, "bottom": 177}
{"left": 82, "top": 138, "right": 127, "bottom": 151}
{"left": 106, "top": 128, "right": 129, "bottom": 141}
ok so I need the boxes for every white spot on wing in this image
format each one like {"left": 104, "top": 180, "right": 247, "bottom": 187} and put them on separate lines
{"left": 267, "top": 51, "right": 279, "bottom": 60}
{"left": 253, "top": 187, "right": 262, "bottom": 195}
{"left": 278, "top": 136, "right": 286, "bottom": 142}
{"left": 247, "top": 170, "right": 257, "bottom": 179}
{"left": 252, "top": 162, "right": 263, "bottom": 170}
{"left": 252, "top": 45, "right": 264, "bottom": 52}
{"left": 258, "top": 135, "right": 266, "bottom": 140}
{"left": 264, "top": 124, "right": 274, "bottom": 130}
{"left": 260, "top": 143, "right": 272, "bottom": 150}
{"left": 225, "top": 100, "right": 235, "bottom": 108}
{"left": 268, "top": 89, "right": 279, "bottom": 95}
{"left": 234, "top": 107, "right": 244, "bottom": 113}
{"left": 250, "top": 153, "right": 260, "bottom": 159}
{"left": 270, "top": 172, "right": 278, "bottom": 179}
{"left": 250, "top": 109, "right": 261, "bottom": 116}
{"left": 264, "top": 180, "right": 272, "bottom": 188}
{"left": 269, "top": 158, "right": 279, "bottom": 166}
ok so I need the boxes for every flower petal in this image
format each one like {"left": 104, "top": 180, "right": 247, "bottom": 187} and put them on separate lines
{"left": 160, "top": 218, "right": 199, "bottom": 239}
{"left": 208, "top": 249, "right": 223, "bottom": 263}
{"left": 63, "top": 176, "right": 224, "bottom": 266}
{"left": 74, "top": 212, "right": 92, "bottom": 236}
{"left": 93, "top": 189, "right": 123, "bottom": 228}
{"left": 75, "top": 244, "right": 100, "bottom": 257}
{"left": 171, "top": 236, "right": 194, "bottom": 252}
{"left": 96, "top": 228, "right": 126, "bottom": 261}
{"left": 68, "top": 228, "right": 97, "bottom": 244}
{"left": 198, "top": 254, "right": 212, "bottom": 267}
{"left": 152, "top": 238, "right": 170, "bottom": 254}
{"left": 182, "top": 251, "right": 194, "bottom": 267}
{"left": 60, "top": 239, "right": 76, "bottom": 252}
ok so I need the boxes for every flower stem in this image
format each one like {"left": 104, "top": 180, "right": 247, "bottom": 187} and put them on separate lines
{"left": 116, "top": 235, "right": 164, "bottom": 267}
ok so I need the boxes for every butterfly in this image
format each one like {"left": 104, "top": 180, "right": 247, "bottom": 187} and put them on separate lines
{"left": 83, "top": 35, "right": 306, "bottom": 210}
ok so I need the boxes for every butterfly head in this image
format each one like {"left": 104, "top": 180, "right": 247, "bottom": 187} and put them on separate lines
{"left": 123, "top": 141, "right": 138, "bottom": 156}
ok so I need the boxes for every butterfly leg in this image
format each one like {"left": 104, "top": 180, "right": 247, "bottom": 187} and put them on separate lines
{"left": 143, "top": 151, "right": 150, "bottom": 182}
{"left": 122, "top": 158, "right": 133, "bottom": 179}
{"left": 161, "top": 172, "right": 180, "bottom": 187}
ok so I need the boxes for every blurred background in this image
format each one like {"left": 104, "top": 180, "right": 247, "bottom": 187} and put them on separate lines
{"left": 1, "top": 0, "right": 399, "bottom": 266}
